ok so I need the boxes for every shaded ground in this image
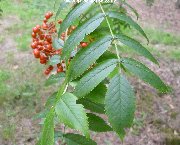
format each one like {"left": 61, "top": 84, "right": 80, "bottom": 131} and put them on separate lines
{"left": 0, "top": 0, "right": 180, "bottom": 145}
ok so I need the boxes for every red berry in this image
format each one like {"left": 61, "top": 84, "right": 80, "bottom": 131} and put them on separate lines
{"left": 31, "top": 32, "right": 36, "bottom": 38}
{"left": 48, "top": 65, "right": 54, "bottom": 71}
{"left": 57, "top": 66, "right": 63, "bottom": 73}
{"left": 38, "top": 30, "right": 43, "bottom": 36}
{"left": 31, "top": 42, "right": 37, "bottom": 49}
{"left": 33, "top": 49, "right": 40, "bottom": 58}
{"left": 45, "top": 65, "right": 53, "bottom": 73}
{"left": 49, "top": 12, "right": 53, "bottom": 17}
{"left": 39, "top": 34, "right": 45, "bottom": 40}
{"left": 42, "top": 23, "right": 48, "bottom": 30}
{"left": 55, "top": 49, "right": 62, "bottom": 55}
{"left": 34, "top": 41, "right": 38, "bottom": 46}
{"left": 46, "top": 44, "right": 52, "bottom": 50}
{"left": 38, "top": 41, "right": 43, "bottom": 46}
{"left": 46, "top": 35, "right": 52, "bottom": 42}
{"left": 38, "top": 46, "right": 44, "bottom": 51}
{"left": 40, "top": 59, "right": 47, "bottom": 64}
{"left": 80, "top": 42, "right": 88, "bottom": 48}
{"left": 71, "top": 26, "right": 76, "bottom": 30}
{"left": 43, "top": 41, "right": 49, "bottom": 45}
{"left": 51, "top": 28, "right": 57, "bottom": 33}
{"left": 44, "top": 69, "right": 50, "bottom": 75}
{"left": 40, "top": 54, "right": 47, "bottom": 60}
{"left": 43, "top": 18, "right": 48, "bottom": 23}
{"left": 45, "top": 12, "right": 51, "bottom": 19}
{"left": 36, "top": 25, "right": 41, "bottom": 29}
{"left": 33, "top": 38, "right": 39, "bottom": 42}
{"left": 58, "top": 19, "right": 62, "bottom": 24}
{"left": 57, "top": 63, "right": 61, "bottom": 68}
{"left": 33, "top": 27, "right": 39, "bottom": 33}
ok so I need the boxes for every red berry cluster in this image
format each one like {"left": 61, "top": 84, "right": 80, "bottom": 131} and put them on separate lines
{"left": 30, "top": 11, "right": 89, "bottom": 76}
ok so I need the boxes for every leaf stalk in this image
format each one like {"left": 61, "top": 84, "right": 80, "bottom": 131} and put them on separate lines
{"left": 98, "top": 2, "right": 121, "bottom": 63}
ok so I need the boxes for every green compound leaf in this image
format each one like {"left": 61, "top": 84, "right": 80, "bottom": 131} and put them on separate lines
{"left": 32, "top": 109, "right": 49, "bottom": 120}
{"left": 64, "top": 133, "right": 97, "bottom": 145}
{"left": 74, "top": 59, "right": 117, "bottom": 98}
{"left": 107, "top": 11, "right": 148, "bottom": 42}
{"left": 84, "top": 82, "right": 106, "bottom": 104}
{"left": 108, "top": 67, "right": 119, "bottom": 79}
{"left": 62, "top": 13, "right": 104, "bottom": 59}
{"left": 52, "top": 38, "right": 64, "bottom": 50}
{"left": 55, "top": 93, "right": 89, "bottom": 137}
{"left": 119, "top": 0, "right": 139, "bottom": 19}
{"left": 77, "top": 99, "right": 105, "bottom": 114}
{"left": 41, "top": 108, "right": 55, "bottom": 145}
{"left": 115, "top": 34, "right": 158, "bottom": 64}
{"left": 45, "top": 92, "right": 57, "bottom": 108}
{"left": 97, "top": 51, "right": 117, "bottom": 63}
{"left": 45, "top": 73, "right": 65, "bottom": 86}
{"left": 54, "top": 131, "right": 63, "bottom": 141}
{"left": 58, "top": 2, "right": 93, "bottom": 36}
{"left": 105, "top": 74, "right": 135, "bottom": 139}
{"left": 68, "top": 35, "right": 113, "bottom": 81}
{"left": 55, "top": 1, "right": 70, "bottom": 20}
{"left": 87, "top": 113, "right": 112, "bottom": 132}
{"left": 48, "top": 55, "right": 61, "bottom": 65}
{"left": 121, "top": 58, "right": 171, "bottom": 93}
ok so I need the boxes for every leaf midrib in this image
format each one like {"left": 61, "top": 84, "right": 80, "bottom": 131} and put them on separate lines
{"left": 60, "top": 98, "right": 86, "bottom": 131}
{"left": 72, "top": 38, "right": 111, "bottom": 72}
{"left": 66, "top": 15, "right": 104, "bottom": 48}
{"left": 76, "top": 61, "right": 116, "bottom": 91}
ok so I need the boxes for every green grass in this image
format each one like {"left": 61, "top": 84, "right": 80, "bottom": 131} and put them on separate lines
{"left": 1, "top": 124, "right": 16, "bottom": 141}
{"left": 0, "top": 64, "right": 43, "bottom": 104}
{"left": 125, "top": 27, "right": 180, "bottom": 46}
{"left": 0, "top": 64, "right": 45, "bottom": 141}
{"left": 168, "top": 49, "right": 180, "bottom": 60}
{"left": 0, "top": 62, "right": 58, "bottom": 142}
{"left": 144, "top": 28, "right": 180, "bottom": 45}
{"left": 0, "top": 35, "right": 5, "bottom": 43}
{"left": 146, "top": 45, "right": 180, "bottom": 60}
{"left": 1, "top": 0, "right": 55, "bottom": 18}
{"left": 0, "top": 70, "right": 11, "bottom": 104}
{"left": 1, "top": 0, "right": 56, "bottom": 51}
{"left": 16, "top": 34, "right": 31, "bottom": 51}
{"left": 0, "top": 70, "right": 10, "bottom": 82}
